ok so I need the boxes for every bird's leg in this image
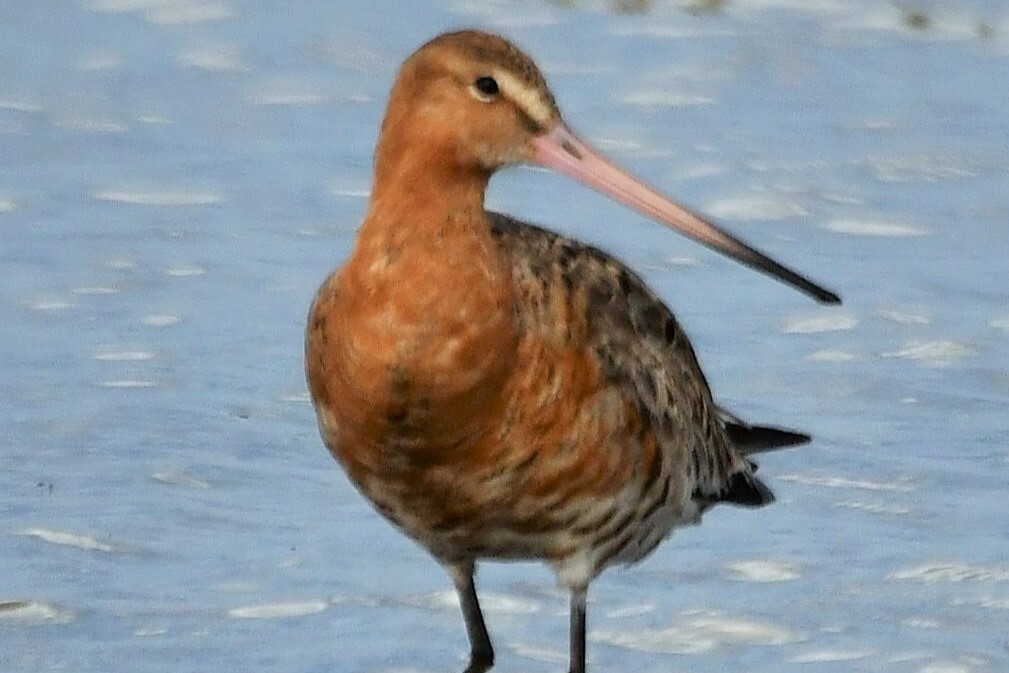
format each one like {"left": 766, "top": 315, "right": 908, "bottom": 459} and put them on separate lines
{"left": 449, "top": 562, "right": 495, "bottom": 673}
{"left": 569, "top": 585, "right": 587, "bottom": 673}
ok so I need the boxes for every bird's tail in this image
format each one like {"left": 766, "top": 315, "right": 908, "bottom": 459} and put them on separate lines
{"left": 718, "top": 406, "right": 811, "bottom": 455}
{"left": 704, "top": 407, "right": 810, "bottom": 509}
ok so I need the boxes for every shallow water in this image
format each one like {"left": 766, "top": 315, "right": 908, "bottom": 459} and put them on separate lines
{"left": 2, "top": 1, "right": 1008, "bottom": 672}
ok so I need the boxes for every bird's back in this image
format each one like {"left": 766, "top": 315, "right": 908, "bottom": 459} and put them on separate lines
{"left": 488, "top": 212, "right": 774, "bottom": 508}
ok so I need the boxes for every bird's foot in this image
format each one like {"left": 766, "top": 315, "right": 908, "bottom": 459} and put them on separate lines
{"left": 462, "top": 650, "right": 494, "bottom": 673}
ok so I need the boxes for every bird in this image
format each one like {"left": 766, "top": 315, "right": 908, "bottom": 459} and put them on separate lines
{"left": 304, "top": 29, "right": 839, "bottom": 673}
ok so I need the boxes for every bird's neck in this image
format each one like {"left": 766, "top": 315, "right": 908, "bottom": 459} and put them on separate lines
{"left": 364, "top": 128, "right": 491, "bottom": 248}
{"left": 323, "top": 134, "right": 517, "bottom": 456}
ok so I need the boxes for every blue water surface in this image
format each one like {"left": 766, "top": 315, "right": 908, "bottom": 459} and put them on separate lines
{"left": 2, "top": 1, "right": 1008, "bottom": 672}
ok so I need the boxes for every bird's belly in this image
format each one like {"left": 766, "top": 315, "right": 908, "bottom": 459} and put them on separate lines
{"left": 307, "top": 279, "right": 695, "bottom": 578}
{"left": 393, "top": 337, "right": 698, "bottom": 576}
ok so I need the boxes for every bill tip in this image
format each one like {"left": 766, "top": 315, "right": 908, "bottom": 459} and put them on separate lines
{"left": 817, "top": 289, "right": 843, "bottom": 305}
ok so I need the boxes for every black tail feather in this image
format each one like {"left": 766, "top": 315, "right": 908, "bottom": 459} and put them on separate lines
{"left": 721, "top": 472, "right": 775, "bottom": 507}
{"left": 718, "top": 406, "right": 811, "bottom": 454}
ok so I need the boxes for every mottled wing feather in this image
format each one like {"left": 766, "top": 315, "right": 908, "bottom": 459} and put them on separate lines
{"left": 488, "top": 213, "right": 772, "bottom": 509}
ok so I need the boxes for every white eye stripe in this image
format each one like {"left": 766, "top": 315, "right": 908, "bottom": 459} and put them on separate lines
{"left": 490, "top": 70, "right": 554, "bottom": 127}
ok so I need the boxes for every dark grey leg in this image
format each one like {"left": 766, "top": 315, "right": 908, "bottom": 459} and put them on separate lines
{"left": 449, "top": 562, "right": 494, "bottom": 673}
{"left": 569, "top": 585, "right": 587, "bottom": 673}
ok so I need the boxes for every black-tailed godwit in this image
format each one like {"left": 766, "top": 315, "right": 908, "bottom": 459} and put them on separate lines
{"left": 305, "top": 30, "right": 839, "bottom": 673}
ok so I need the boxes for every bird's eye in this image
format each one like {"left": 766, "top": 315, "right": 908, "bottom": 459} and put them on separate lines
{"left": 473, "top": 76, "right": 500, "bottom": 99}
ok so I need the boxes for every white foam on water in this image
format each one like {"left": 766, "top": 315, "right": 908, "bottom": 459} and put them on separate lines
{"left": 704, "top": 195, "right": 808, "bottom": 222}
{"left": 0, "top": 600, "right": 75, "bottom": 625}
{"left": 328, "top": 594, "right": 382, "bottom": 608}
{"left": 91, "top": 188, "right": 223, "bottom": 206}
{"left": 788, "top": 649, "right": 871, "bottom": 663}
{"left": 23, "top": 297, "right": 76, "bottom": 311}
{"left": 989, "top": 315, "right": 1009, "bottom": 332}
{"left": 834, "top": 500, "right": 913, "bottom": 516}
{"left": 136, "top": 114, "right": 172, "bottom": 124}
{"left": 150, "top": 471, "right": 211, "bottom": 489}
{"left": 405, "top": 590, "right": 541, "bottom": 615}
{"left": 329, "top": 187, "right": 370, "bottom": 199}
{"left": 142, "top": 313, "right": 182, "bottom": 327}
{"left": 165, "top": 265, "right": 206, "bottom": 277}
{"left": 593, "top": 137, "right": 644, "bottom": 153}
{"left": 228, "top": 600, "right": 328, "bottom": 619}
{"left": 593, "top": 612, "right": 801, "bottom": 654}
{"left": 177, "top": 45, "right": 247, "bottom": 72}
{"left": 0, "top": 98, "right": 42, "bottom": 113}
{"left": 246, "top": 78, "right": 328, "bottom": 106}
{"left": 134, "top": 625, "right": 168, "bottom": 636}
{"left": 54, "top": 118, "right": 128, "bottom": 133}
{"left": 779, "top": 474, "right": 915, "bottom": 492}
{"left": 0, "top": 197, "right": 16, "bottom": 213}
{"left": 877, "top": 308, "right": 932, "bottom": 325}
{"left": 880, "top": 340, "right": 978, "bottom": 367}
{"left": 864, "top": 153, "right": 978, "bottom": 184}
{"left": 510, "top": 643, "right": 569, "bottom": 664}
{"left": 889, "top": 650, "right": 938, "bottom": 664}
{"left": 620, "top": 92, "right": 716, "bottom": 109}
{"left": 783, "top": 312, "right": 859, "bottom": 334}
{"left": 105, "top": 259, "right": 138, "bottom": 270}
{"left": 903, "top": 619, "right": 940, "bottom": 629}
{"left": 889, "top": 563, "right": 1009, "bottom": 584}
{"left": 822, "top": 191, "right": 865, "bottom": 205}
{"left": 674, "top": 162, "right": 728, "bottom": 180}
{"left": 951, "top": 596, "right": 1009, "bottom": 611}
{"left": 605, "top": 603, "right": 656, "bottom": 619}
{"left": 805, "top": 349, "right": 858, "bottom": 362}
{"left": 99, "top": 379, "right": 158, "bottom": 388}
{"left": 281, "top": 391, "right": 311, "bottom": 403}
{"left": 92, "top": 349, "right": 154, "bottom": 362}
{"left": 461, "top": 591, "right": 542, "bottom": 615}
{"left": 16, "top": 528, "right": 117, "bottom": 553}
{"left": 823, "top": 219, "right": 927, "bottom": 237}
{"left": 841, "top": 117, "right": 899, "bottom": 133}
{"left": 919, "top": 664, "right": 974, "bottom": 673}
{"left": 540, "top": 62, "right": 613, "bottom": 77}
{"left": 329, "top": 179, "right": 371, "bottom": 199}
{"left": 662, "top": 255, "right": 700, "bottom": 267}
{"left": 86, "top": 0, "right": 173, "bottom": 10}
{"left": 76, "top": 51, "right": 123, "bottom": 71}
{"left": 72, "top": 286, "right": 119, "bottom": 295}
{"left": 216, "top": 581, "right": 262, "bottom": 594}
{"left": 86, "top": 0, "right": 234, "bottom": 25}
{"left": 725, "top": 560, "right": 801, "bottom": 583}
{"left": 249, "top": 90, "right": 328, "bottom": 106}
{"left": 828, "top": 6, "right": 903, "bottom": 34}
{"left": 148, "top": 2, "right": 234, "bottom": 25}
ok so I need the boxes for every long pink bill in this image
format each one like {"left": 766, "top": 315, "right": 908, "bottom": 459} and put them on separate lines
{"left": 531, "top": 123, "right": 841, "bottom": 305}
